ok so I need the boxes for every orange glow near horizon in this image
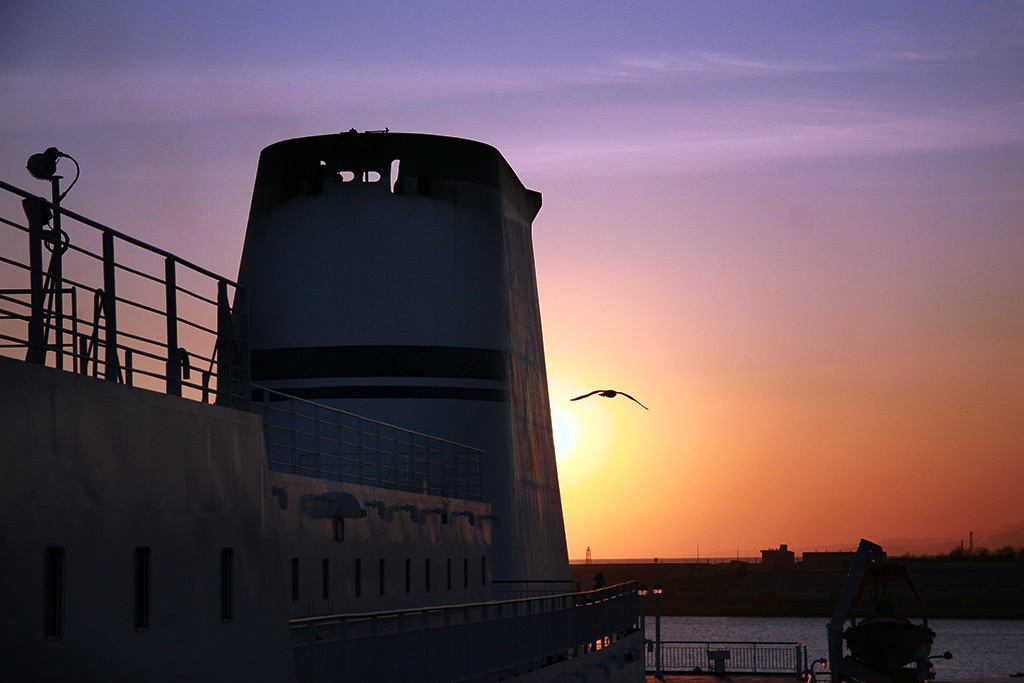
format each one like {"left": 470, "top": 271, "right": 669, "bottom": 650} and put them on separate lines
{"left": 539, "top": 178, "right": 1024, "bottom": 559}
{"left": 545, "top": 320, "right": 1024, "bottom": 559}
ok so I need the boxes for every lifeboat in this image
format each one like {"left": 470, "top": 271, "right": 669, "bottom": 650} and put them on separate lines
{"left": 842, "top": 564, "right": 934, "bottom": 676}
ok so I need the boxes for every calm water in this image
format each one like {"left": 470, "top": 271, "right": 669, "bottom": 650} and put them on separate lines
{"left": 653, "top": 616, "right": 1024, "bottom": 679}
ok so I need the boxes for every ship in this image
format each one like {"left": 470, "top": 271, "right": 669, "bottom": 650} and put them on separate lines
{"left": 842, "top": 563, "right": 936, "bottom": 680}
{"left": 827, "top": 540, "right": 942, "bottom": 683}
{"left": 0, "top": 132, "right": 644, "bottom": 681}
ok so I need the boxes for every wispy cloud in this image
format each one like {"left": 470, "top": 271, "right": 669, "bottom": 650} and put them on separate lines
{"left": 0, "top": 62, "right": 565, "bottom": 128}
{"left": 2, "top": 38, "right": 1020, "bottom": 180}
{"left": 0, "top": 39, "right": 984, "bottom": 132}
{"left": 615, "top": 51, "right": 834, "bottom": 78}
{"left": 513, "top": 99, "right": 1024, "bottom": 176}
{"left": 610, "top": 43, "right": 979, "bottom": 84}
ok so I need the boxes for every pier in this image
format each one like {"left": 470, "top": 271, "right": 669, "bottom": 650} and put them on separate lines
{"left": 573, "top": 562, "right": 1024, "bottom": 619}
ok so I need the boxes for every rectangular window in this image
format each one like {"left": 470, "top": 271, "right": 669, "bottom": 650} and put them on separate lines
{"left": 291, "top": 557, "right": 299, "bottom": 602}
{"left": 322, "top": 558, "right": 330, "bottom": 600}
{"left": 405, "top": 558, "right": 411, "bottom": 594}
{"left": 481, "top": 556, "right": 487, "bottom": 586}
{"left": 425, "top": 558, "right": 431, "bottom": 593}
{"left": 379, "top": 559, "right": 386, "bottom": 596}
{"left": 446, "top": 558, "right": 452, "bottom": 591}
{"left": 463, "top": 558, "right": 469, "bottom": 589}
{"left": 134, "top": 547, "right": 151, "bottom": 630}
{"left": 355, "top": 558, "right": 361, "bottom": 597}
{"left": 44, "top": 546, "right": 64, "bottom": 639}
{"left": 220, "top": 548, "right": 233, "bottom": 622}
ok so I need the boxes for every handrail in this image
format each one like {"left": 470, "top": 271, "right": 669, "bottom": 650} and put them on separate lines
{"left": 290, "top": 581, "right": 635, "bottom": 629}
{"left": 3, "top": 175, "right": 490, "bottom": 499}
{"left": 0, "top": 178, "right": 240, "bottom": 287}
{"left": 290, "top": 582, "right": 641, "bottom": 683}
{"left": 0, "top": 176, "right": 249, "bottom": 408}
{"left": 253, "top": 383, "right": 484, "bottom": 501}
{"left": 658, "top": 640, "right": 807, "bottom": 645}
{"left": 650, "top": 640, "right": 808, "bottom": 675}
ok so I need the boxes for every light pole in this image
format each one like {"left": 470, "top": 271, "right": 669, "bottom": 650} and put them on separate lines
{"left": 637, "top": 584, "right": 648, "bottom": 643}
{"left": 24, "top": 147, "right": 78, "bottom": 369}
{"left": 653, "top": 583, "right": 664, "bottom": 677}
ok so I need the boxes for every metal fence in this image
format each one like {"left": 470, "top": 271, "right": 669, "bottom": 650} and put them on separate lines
{"left": 291, "top": 582, "right": 639, "bottom": 683}
{"left": 0, "top": 178, "right": 249, "bottom": 408}
{"left": 252, "top": 384, "right": 484, "bottom": 501}
{"left": 649, "top": 640, "right": 807, "bottom": 675}
{"left": 1, "top": 176, "right": 486, "bottom": 500}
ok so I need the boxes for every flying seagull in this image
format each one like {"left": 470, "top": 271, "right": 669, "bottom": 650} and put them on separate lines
{"left": 570, "top": 389, "right": 649, "bottom": 410}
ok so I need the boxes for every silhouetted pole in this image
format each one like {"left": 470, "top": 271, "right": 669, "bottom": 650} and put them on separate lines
{"left": 48, "top": 175, "right": 65, "bottom": 370}
{"left": 637, "top": 584, "right": 648, "bottom": 644}
{"left": 653, "top": 583, "right": 664, "bottom": 676}
{"left": 25, "top": 147, "right": 79, "bottom": 370}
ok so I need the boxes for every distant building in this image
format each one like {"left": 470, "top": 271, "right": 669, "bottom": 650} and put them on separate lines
{"left": 800, "top": 550, "right": 877, "bottom": 571}
{"left": 761, "top": 544, "right": 795, "bottom": 569}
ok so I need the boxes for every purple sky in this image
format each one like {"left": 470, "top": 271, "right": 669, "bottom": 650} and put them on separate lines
{"left": 2, "top": 1, "right": 1022, "bottom": 557}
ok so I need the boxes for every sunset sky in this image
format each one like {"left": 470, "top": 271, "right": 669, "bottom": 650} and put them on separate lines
{"left": 2, "top": 1, "right": 1022, "bottom": 559}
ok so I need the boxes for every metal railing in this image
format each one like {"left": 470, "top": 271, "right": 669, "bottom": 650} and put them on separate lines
{"left": 650, "top": 640, "right": 807, "bottom": 675}
{"left": 491, "top": 578, "right": 576, "bottom": 600}
{"left": 0, "top": 178, "right": 249, "bottom": 408}
{"left": 2, "top": 177, "right": 487, "bottom": 499}
{"left": 291, "top": 582, "right": 639, "bottom": 683}
{"left": 252, "top": 384, "right": 484, "bottom": 501}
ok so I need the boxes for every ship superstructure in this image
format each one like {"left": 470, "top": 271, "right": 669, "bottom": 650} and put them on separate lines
{"left": 240, "top": 132, "right": 569, "bottom": 594}
{"left": 0, "top": 132, "right": 642, "bottom": 682}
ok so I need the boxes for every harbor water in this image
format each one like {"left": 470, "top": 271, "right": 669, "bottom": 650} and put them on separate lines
{"left": 654, "top": 616, "right": 1024, "bottom": 678}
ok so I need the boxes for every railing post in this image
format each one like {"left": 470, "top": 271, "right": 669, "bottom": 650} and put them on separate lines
{"left": 356, "top": 418, "right": 365, "bottom": 485}
{"left": 165, "top": 257, "right": 181, "bottom": 396}
{"left": 102, "top": 232, "right": 119, "bottom": 381}
{"left": 232, "top": 285, "right": 250, "bottom": 410}
{"left": 24, "top": 197, "right": 46, "bottom": 364}
{"left": 375, "top": 422, "right": 383, "bottom": 488}
{"left": 124, "top": 349, "right": 133, "bottom": 386}
{"left": 216, "top": 280, "right": 231, "bottom": 406}
{"left": 290, "top": 399, "right": 298, "bottom": 475}
{"left": 316, "top": 403, "right": 324, "bottom": 479}
{"left": 49, "top": 177, "right": 65, "bottom": 371}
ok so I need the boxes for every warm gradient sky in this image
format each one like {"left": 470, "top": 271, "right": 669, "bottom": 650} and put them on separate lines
{"left": 2, "top": 2, "right": 1022, "bottom": 559}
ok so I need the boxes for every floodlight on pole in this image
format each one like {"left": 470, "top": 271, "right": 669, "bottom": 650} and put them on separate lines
{"left": 653, "top": 583, "right": 664, "bottom": 676}
{"left": 27, "top": 147, "right": 80, "bottom": 201}
{"left": 27, "top": 148, "right": 62, "bottom": 180}
{"left": 637, "top": 584, "right": 648, "bottom": 645}
{"left": 23, "top": 147, "right": 79, "bottom": 370}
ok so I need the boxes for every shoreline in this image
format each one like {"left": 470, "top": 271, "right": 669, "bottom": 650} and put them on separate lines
{"left": 570, "top": 562, "right": 1024, "bottom": 619}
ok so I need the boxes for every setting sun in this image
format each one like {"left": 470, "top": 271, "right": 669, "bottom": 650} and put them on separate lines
{"left": 550, "top": 405, "right": 576, "bottom": 460}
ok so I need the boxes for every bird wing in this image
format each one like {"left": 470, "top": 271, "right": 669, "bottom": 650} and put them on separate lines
{"left": 570, "top": 390, "right": 604, "bottom": 401}
{"left": 618, "top": 392, "right": 649, "bottom": 410}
